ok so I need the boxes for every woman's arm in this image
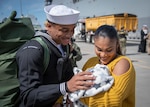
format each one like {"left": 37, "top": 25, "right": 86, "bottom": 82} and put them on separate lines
{"left": 113, "top": 58, "right": 130, "bottom": 75}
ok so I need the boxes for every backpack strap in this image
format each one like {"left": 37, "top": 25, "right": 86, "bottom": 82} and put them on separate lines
{"left": 33, "top": 36, "right": 71, "bottom": 81}
{"left": 32, "top": 37, "right": 50, "bottom": 73}
{"left": 66, "top": 44, "right": 71, "bottom": 57}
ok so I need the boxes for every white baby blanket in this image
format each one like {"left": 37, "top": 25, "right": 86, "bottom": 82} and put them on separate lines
{"left": 68, "top": 64, "right": 114, "bottom": 102}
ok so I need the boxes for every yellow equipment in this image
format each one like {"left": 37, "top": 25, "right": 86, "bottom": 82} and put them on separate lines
{"left": 81, "top": 13, "right": 138, "bottom": 43}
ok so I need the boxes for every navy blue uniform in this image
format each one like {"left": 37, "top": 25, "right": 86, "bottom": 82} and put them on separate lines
{"left": 16, "top": 32, "right": 73, "bottom": 107}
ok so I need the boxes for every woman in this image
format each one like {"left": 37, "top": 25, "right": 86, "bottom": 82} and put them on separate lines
{"left": 80, "top": 25, "right": 136, "bottom": 107}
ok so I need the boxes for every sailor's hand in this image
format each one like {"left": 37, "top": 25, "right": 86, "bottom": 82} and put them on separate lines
{"left": 66, "top": 71, "right": 95, "bottom": 92}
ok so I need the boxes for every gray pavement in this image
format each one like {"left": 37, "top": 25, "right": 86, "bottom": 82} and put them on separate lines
{"left": 76, "top": 39, "right": 150, "bottom": 107}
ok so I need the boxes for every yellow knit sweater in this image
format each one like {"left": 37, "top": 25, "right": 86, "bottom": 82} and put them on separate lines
{"left": 81, "top": 55, "right": 136, "bottom": 107}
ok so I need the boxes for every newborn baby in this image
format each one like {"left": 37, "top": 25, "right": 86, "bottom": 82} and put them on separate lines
{"left": 68, "top": 64, "right": 114, "bottom": 102}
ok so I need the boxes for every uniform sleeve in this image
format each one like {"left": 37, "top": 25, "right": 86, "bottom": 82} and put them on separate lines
{"left": 16, "top": 40, "right": 63, "bottom": 107}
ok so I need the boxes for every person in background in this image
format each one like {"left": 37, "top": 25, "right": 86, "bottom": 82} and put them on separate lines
{"left": 69, "top": 38, "right": 82, "bottom": 67}
{"left": 145, "top": 32, "right": 150, "bottom": 55}
{"left": 118, "top": 26, "right": 128, "bottom": 55}
{"left": 138, "top": 25, "right": 149, "bottom": 53}
{"left": 80, "top": 25, "right": 136, "bottom": 107}
{"left": 16, "top": 4, "right": 95, "bottom": 107}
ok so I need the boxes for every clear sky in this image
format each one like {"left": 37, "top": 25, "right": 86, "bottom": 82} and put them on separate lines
{"left": 0, "top": 0, "right": 46, "bottom": 27}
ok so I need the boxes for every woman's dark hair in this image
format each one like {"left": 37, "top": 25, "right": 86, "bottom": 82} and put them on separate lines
{"left": 94, "top": 25, "right": 122, "bottom": 55}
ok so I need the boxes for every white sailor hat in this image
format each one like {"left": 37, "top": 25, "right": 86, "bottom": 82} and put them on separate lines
{"left": 44, "top": 5, "right": 80, "bottom": 25}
